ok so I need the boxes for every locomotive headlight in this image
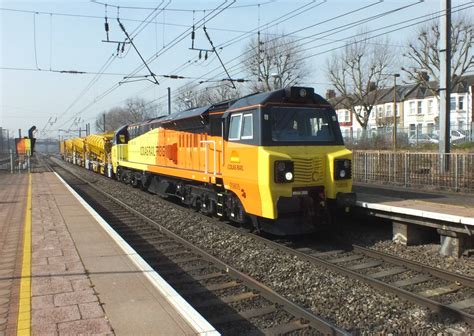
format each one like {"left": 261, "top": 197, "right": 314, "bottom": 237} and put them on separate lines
{"left": 334, "top": 159, "right": 352, "bottom": 180}
{"left": 274, "top": 160, "right": 294, "bottom": 183}
{"left": 299, "top": 88, "right": 307, "bottom": 98}
{"left": 277, "top": 161, "right": 286, "bottom": 172}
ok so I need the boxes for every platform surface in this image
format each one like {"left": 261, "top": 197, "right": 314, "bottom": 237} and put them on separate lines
{"left": 0, "top": 171, "right": 217, "bottom": 335}
{"left": 0, "top": 174, "right": 28, "bottom": 335}
{"left": 354, "top": 183, "right": 474, "bottom": 222}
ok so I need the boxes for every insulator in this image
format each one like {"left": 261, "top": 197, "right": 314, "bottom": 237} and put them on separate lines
{"left": 205, "top": 51, "right": 208, "bottom": 60}
{"left": 116, "top": 43, "right": 120, "bottom": 54}
{"left": 199, "top": 50, "right": 202, "bottom": 60}
{"left": 121, "top": 43, "right": 125, "bottom": 53}
{"left": 105, "top": 21, "right": 109, "bottom": 32}
{"left": 191, "top": 30, "right": 195, "bottom": 40}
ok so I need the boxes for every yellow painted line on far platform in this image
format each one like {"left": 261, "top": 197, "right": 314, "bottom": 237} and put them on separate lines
{"left": 17, "top": 174, "right": 32, "bottom": 336}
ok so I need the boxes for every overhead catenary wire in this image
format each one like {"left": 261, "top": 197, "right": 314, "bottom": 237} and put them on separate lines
{"left": 42, "top": 53, "right": 117, "bottom": 134}
{"left": 173, "top": 1, "right": 470, "bottom": 99}
{"left": 123, "top": 1, "right": 234, "bottom": 81}
{"left": 55, "top": 0, "right": 235, "bottom": 128}
{"left": 218, "top": 0, "right": 327, "bottom": 50}
{"left": 177, "top": 0, "right": 469, "bottom": 96}
{"left": 11, "top": 0, "right": 466, "bottom": 134}
{"left": 0, "top": 6, "right": 306, "bottom": 36}
{"left": 93, "top": 0, "right": 412, "bottom": 107}
{"left": 90, "top": 0, "right": 276, "bottom": 13}
{"left": 245, "top": 5, "right": 474, "bottom": 95}
{"left": 169, "top": 0, "right": 406, "bottom": 96}
{"left": 171, "top": 0, "right": 392, "bottom": 94}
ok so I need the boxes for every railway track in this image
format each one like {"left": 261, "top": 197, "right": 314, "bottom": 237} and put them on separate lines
{"left": 47, "top": 158, "right": 348, "bottom": 335}
{"left": 49, "top": 156, "right": 474, "bottom": 329}
{"left": 270, "top": 240, "right": 474, "bottom": 326}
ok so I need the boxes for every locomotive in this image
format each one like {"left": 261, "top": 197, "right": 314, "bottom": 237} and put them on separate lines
{"left": 62, "top": 87, "right": 355, "bottom": 235}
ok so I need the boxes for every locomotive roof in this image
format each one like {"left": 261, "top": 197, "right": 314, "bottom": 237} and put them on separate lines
{"left": 160, "top": 105, "right": 210, "bottom": 123}
{"left": 227, "top": 87, "right": 330, "bottom": 111}
{"left": 124, "top": 87, "right": 330, "bottom": 129}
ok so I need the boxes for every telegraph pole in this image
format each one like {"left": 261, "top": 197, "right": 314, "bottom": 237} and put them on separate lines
{"left": 439, "top": 0, "right": 451, "bottom": 170}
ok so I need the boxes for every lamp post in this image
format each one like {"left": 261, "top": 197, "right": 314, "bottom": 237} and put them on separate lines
{"left": 392, "top": 74, "right": 400, "bottom": 151}
{"left": 383, "top": 73, "right": 401, "bottom": 150}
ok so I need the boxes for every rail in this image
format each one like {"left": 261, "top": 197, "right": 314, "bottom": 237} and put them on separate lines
{"left": 241, "top": 236, "right": 474, "bottom": 326}
{"left": 51, "top": 157, "right": 347, "bottom": 335}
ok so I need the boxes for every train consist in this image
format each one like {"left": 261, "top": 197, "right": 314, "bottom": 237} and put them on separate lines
{"left": 60, "top": 87, "right": 355, "bottom": 235}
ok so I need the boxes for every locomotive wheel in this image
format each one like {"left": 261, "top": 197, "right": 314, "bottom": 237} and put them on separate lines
{"left": 193, "top": 197, "right": 202, "bottom": 212}
{"left": 139, "top": 175, "right": 149, "bottom": 191}
{"left": 121, "top": 170, "right": 131, "bottom": 184}
{"left": 199, "top": 198, "right": 214, "bottom": 216}
{"left": 130, "top": 174, "right": 140, "bottom": 188}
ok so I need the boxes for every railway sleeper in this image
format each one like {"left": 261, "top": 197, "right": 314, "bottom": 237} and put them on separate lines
{"left": 209, "top": 305, "right": 278, "bottom": 325}
{"left": 193, "top": 292, "right": 259, "bottom": 309}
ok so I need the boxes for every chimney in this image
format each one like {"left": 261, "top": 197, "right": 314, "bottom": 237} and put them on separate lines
{"left": 418, "top": 71, "right": 429, "bottom": 82}
{"left": 325, "top": 89, "right": 336, "bottom": 99}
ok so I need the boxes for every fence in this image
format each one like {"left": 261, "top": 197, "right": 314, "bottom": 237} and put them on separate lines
{"left": 353, "top": 151, "right": 474, "bottom": 192}
{"left": 344, "top": 123, "right": 474, "bottom": 149}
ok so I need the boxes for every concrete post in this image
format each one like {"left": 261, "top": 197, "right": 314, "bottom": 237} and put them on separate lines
{"left": 438, "top": 229, "right": 473, "bottom": 258}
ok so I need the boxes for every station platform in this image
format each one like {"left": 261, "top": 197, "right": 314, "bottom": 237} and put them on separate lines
{"left": 354, "top": 183, "right": 474, "bottom": 256}
{"left": 0, "top": 172, "right": 218, "bottom": 335}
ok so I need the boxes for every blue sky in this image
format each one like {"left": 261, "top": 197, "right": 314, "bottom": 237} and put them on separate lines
{"left": 0, "top": 0, "right": 472, "bottom": 138}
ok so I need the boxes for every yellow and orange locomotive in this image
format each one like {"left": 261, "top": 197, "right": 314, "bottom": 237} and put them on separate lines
{"left": 63, "top": 87, "right": 355, "bottom": 235}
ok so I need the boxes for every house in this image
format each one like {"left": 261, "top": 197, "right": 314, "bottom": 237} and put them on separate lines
{"left": 328, "top": 75, "right": 474, "bottom": 141}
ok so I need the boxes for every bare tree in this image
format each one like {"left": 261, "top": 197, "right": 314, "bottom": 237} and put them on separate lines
{"left": 243, "top": 32, "right": 309, "bottom": 92}
{"left": 174, "top": 82, "right": 241, "bottom": 111}
{"left": 174, "top": 84, "right": 211, "bottom": 111}
{"left": 402, "top": 15, "right": 473, "bottom": 95}
{"left": 206, "top": 82, "right": 241, "bottom": 104}
{"left": 95, "top": 97, "right": 162, "bottom": 132}
{"left": 326, "top": 33, "right": 394, "bottom": 131}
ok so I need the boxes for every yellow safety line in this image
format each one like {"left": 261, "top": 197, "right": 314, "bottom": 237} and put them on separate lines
{"left": 17, "top": 174, "right": 32, "bottom": 336}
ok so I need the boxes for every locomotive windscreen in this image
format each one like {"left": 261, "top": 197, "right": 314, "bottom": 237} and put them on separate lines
{"left": 270, "top": 107, "right": 338, "bottom": 143}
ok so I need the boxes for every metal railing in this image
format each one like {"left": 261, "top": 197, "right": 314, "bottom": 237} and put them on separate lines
{"left": 343, "top": 124, "right": 474, "bottom": 149}
{"left": 353, "top": 151, "right": 474, "bottom": 192}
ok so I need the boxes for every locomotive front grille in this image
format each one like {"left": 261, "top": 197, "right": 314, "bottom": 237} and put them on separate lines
{"left": 293, "top": 157, "right": 324, "bottom": 184}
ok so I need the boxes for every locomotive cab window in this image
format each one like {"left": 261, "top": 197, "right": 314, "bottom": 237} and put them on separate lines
{"left": 228, "top": 112, "right": 254, "bottom": 141}
{"left": 270, "top": 107, "right": 337, "bottom": 143}
{"left": 241, "top": 114, "right": 253, "bottom": 139}
{"left": 229, "top": 114, "right": 242, "bottom": 140}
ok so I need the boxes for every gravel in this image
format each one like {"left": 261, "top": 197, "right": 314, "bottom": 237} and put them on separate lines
{"left": 335, "top": 217, "right": 474, "bottom": 277}
{"left": 54, "top": 159, "right": 473, "bottom": 334}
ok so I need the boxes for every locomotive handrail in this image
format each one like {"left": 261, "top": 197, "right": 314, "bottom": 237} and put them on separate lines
{"left": 200, "top": 140, "right": 217, "bottom": 176}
